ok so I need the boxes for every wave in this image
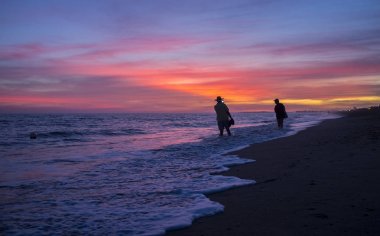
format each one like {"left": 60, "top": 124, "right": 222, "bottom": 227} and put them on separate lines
{"left": 43, "top": 159, "right": 83, "bottom": 164}
{"left": 98, "top": 128, "right": 146, "bottom": 136}
{"left": 0, "top": 119, "right": 10, "bottom": 124}
{"left": 39, "top": 131, "right": 83, "bottom": 138}
{"left": 0, "top": 112, "right": 340, "bottom": 236}
{"left": 37, "top": 128, "right": 146, "bottom": 139}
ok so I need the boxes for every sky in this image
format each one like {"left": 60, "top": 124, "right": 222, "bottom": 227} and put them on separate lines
{"left": 1, "top": 0, "right": 380, "bottom": 112}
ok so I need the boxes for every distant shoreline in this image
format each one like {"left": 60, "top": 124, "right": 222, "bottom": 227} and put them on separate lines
{"left": 0, "top": 110, "right": 349, "bottom": 115}
{"left": 168, "top": 107, "right": 380, "bottom": 235}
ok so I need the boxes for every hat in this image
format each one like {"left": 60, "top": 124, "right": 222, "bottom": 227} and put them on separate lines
{"left": 215, "top": 96, "right": 223, "bottom": 101}
{"left": 274, "top": 98, "right": 279, "bottom": 102}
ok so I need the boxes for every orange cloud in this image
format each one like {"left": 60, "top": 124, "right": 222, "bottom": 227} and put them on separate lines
{"left": 1, "top": 35, "right": 380, "bottom": 112}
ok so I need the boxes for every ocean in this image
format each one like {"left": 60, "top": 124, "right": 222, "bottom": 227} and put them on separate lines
{"left": 0, "top": 112, "right": 339, "bottom": 235}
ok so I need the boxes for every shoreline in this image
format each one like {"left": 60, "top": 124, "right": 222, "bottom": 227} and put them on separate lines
{"left": 167, "top": 107, "right": 380, "bottom": 235}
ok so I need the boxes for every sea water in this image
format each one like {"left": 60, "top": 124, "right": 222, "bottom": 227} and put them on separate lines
{"left": 0, "top": 112, "right": 339, "bottom": 235}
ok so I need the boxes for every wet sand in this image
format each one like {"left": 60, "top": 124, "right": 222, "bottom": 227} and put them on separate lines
{"left": 167, "top": 107, "right": 380, "bottom": 236}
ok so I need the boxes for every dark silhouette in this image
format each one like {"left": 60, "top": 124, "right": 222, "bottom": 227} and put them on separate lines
{"left": 274, "top": 98, "right": 287, "bottom": 128}
{"left": 214, "top": 96, "right": 233, "bottom": 136}
{"left": 30, "top": 132, "right": 37, "bottom": 139}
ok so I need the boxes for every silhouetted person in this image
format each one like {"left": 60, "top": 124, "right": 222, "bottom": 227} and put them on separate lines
{"left": 274, "top": 98, "right": 287, "bottom": 128}
{"left": 214, "top": 96, "right": 233, "bottom": 136}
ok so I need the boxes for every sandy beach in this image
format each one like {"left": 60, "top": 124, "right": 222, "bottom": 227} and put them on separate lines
{"left": 167, "top": 107, "right": 380, "bottom": 236}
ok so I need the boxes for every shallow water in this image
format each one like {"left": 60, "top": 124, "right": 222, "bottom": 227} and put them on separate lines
{"left": 0, "top": 112, "right": 339, "bottom": 235}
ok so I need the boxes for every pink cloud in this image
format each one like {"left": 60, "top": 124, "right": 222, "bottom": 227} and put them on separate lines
{"left": 1, "top": 33, "right": 380, "bottom": 112}
{"left": 0, "top": 43, "right": 47, "bottom": 60}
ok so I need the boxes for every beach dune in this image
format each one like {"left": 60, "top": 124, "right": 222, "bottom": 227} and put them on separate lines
{"left": 168, "top": 107, "right": 380, "bottom": 235}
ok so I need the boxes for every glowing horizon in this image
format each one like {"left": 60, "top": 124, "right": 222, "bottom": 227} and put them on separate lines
{"left": 1, "top": 0, "right": 380, "bottom": 113}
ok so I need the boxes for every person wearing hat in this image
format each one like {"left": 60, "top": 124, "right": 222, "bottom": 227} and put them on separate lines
{"left": 274, "top": 98, "right": 288, "bottom": 128}
{"left": 214, "top": 96, "right": 233, "bottom": 136}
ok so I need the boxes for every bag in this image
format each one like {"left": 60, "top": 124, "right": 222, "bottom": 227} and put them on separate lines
{"left": 229, "top": 118, "right": 235, "bottom": 126}
{"left": 284, "top": 112, "right": 288, "bottom": 119}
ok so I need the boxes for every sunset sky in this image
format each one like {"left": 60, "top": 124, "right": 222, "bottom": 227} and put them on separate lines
{"left": 1, "top": 0, "right": 379, "bottom": 112}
